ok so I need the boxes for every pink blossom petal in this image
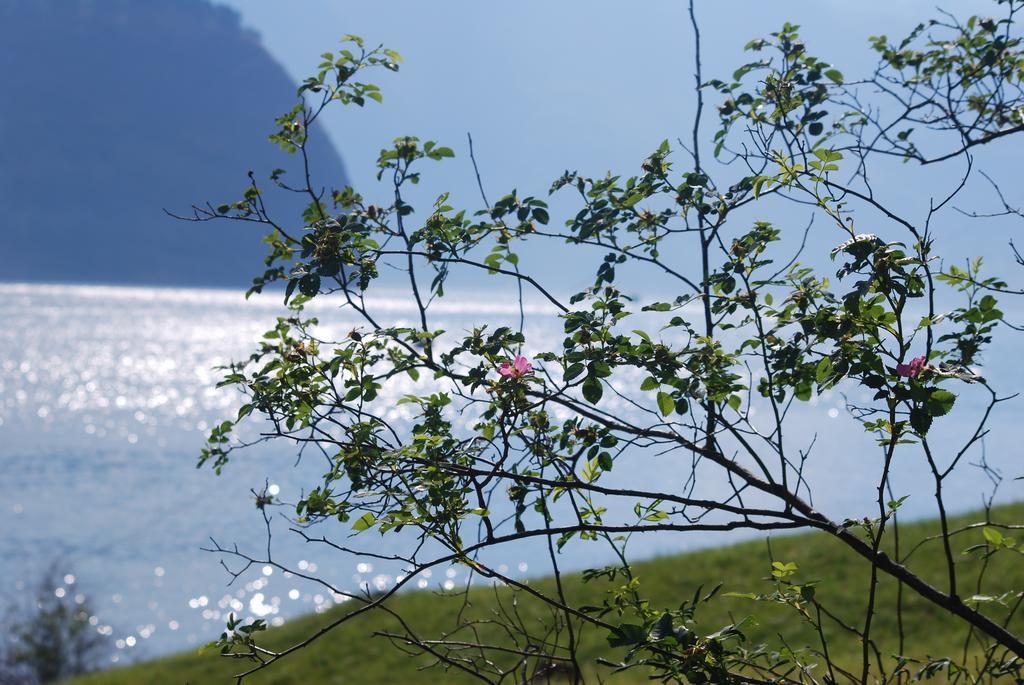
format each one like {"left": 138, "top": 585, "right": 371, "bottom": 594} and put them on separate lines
{"left": 896, "top": 355, "right": 927, "bottom": 378}
{"left": 498, "top": 355, "right": 533, "bottom": 379}
{"left": 513, "top": 355, "right": 532, "bottom": 375}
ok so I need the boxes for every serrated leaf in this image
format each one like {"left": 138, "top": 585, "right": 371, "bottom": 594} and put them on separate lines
{"left": 910, "top": 407, "right": 932, "bottom": 435}
{"left": 926, "top": 388, "right": 956, "bottom": 417}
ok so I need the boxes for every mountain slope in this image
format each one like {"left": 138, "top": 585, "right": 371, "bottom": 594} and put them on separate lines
{"left": 0, "top": 0, "right": 346, "bottom": 287}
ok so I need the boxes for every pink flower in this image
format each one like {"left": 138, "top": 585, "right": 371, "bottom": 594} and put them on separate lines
{"left": 498, "top": 354, "right": 533, "bottom": 379}
{"left": 895, "top": 355, "right": 927, "bottom": 379}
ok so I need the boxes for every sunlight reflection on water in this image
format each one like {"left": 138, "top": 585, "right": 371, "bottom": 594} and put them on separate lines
{"left": 0, "top": 283, "right": 566, "bottom": 661}
{"left": 0, "top": 283, "right": 1020, "bottom": 662}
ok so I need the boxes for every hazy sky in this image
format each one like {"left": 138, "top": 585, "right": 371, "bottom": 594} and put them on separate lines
{"left": 214, "top": 1, "right": 991, "bottom": 180}
{"left": 211, "top": 1, "right": 1015, "bottom": 289}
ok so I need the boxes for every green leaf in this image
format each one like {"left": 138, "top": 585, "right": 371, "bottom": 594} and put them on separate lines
{"left": 582, "top": 376, "right": 603, "bottom": 404}
{"left": 657, "top": 392, "right": 674, "bottom": 416}
{"left": 815, "top": 357, "right": 833, "bottom": 384}
{"left": 771, "top": 561, "right": 798, "bottom": 578}
{"left": 607, "top": 624, "right": 647, "bottom": 647}
{"left": 887, "top": 495, "right": 909, "bottom": 511}
{"left": 352, "top": 512, "right": 376, "bottom": 532}
{"left": 284, "top": 278, "right": 298, "bottom": 304}
{"left": 640, "top": 376, "right": 660, "bottom": 392}
{"left": 983, "top": 526, "right": 1005, "bottom": 546}
{"left": 813, "top": 148, "right": 843, "bottom": 163}
{"left": 824, "top": 68, "right": 844, "bottom": 84}
{"left": 645, "top": 302, "right": 672, "bottom": 312}
{"left": 926, "top": 389, "right": 956, "bottom": 417}
{"left": 298, "top": 274, "right": 321, "bottom": 297}
{"left": 649, "top": 613, "right": 673, "bottom": 641}
{"left": 910, "top": 407, "right": 932, "bottom": 435}
{"left": 564, "top": 363, "right": 586, "bottom": 382}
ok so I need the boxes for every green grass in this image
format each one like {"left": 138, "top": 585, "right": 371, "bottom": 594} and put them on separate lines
{"left": 65, "top": 503, "right": 1024, "bottom": 684}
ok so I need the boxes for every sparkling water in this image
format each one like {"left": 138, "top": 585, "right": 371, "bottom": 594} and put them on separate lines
{"left": 1, "top": 282, "right": 1019, "bottom": 663}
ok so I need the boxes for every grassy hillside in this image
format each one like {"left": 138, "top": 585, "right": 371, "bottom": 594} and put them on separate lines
{"left": 66, "top": 503, "right": 1024, "bottom": 684}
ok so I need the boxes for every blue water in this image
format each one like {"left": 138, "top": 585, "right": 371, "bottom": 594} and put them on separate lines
{"left": 1, "top": 282, "right": 1020, "bottom": 665}
{"left": 0, "top": 283, "right": 576, "bottom": 664}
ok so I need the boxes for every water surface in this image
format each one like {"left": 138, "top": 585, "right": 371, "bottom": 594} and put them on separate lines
{"left": 1, "top": 283, "right": 1019, "bottom": 663}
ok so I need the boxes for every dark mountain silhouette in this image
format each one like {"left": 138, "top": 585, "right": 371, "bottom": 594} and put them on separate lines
{"left": 0, "top": 0, "right": 347, "bottom": 287}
